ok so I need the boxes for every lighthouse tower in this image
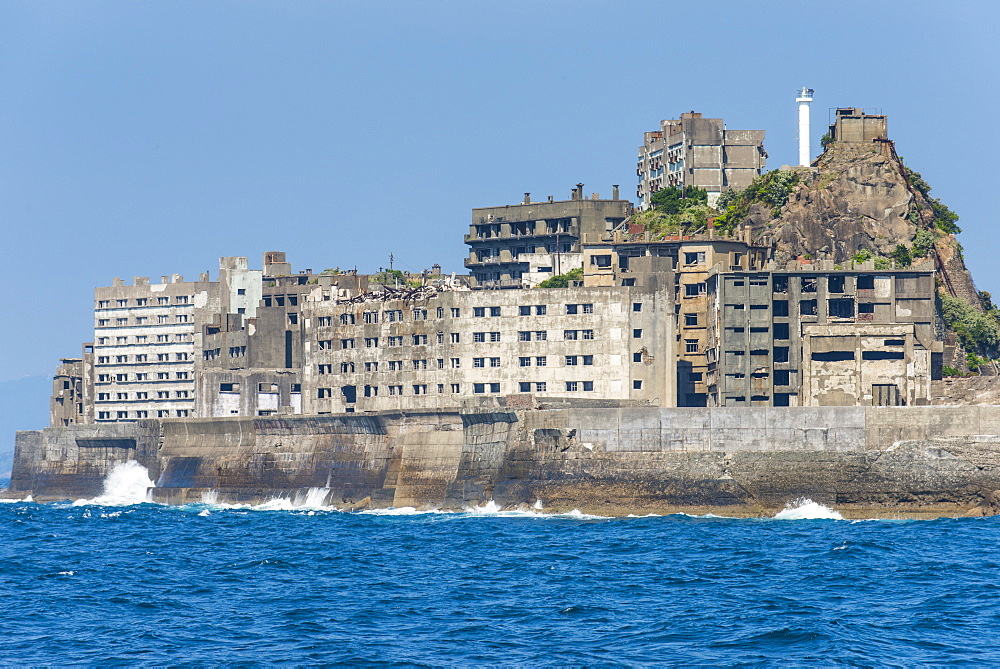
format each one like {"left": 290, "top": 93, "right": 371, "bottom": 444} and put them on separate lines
{"left": 796, "top": 87, "right": 814, "bottom": 166}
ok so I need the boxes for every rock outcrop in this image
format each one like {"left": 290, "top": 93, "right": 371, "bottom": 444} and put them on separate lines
{"left": 738, "top": 141, "right": 982, "bottom": 316}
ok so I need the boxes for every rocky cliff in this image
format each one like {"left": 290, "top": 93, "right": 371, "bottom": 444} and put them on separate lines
{"left": 709, "top": 136, "right": 995, "bottom": 368}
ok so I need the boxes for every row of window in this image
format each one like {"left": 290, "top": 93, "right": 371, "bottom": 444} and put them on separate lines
{"left": 317, "top": 304, "right": 596, "bottom": 325}
{"left": 97, "top": 314, "right": 190, "bottom": 327}
{"left": 97, "top": 390, "right": 190, "bottom": 400}
{"left": 315, "top": 380, "right": 602, "bottom": 399}
{"left": 96, "top": 372, "right": 191, "bottom": 382}
{"left": 98, "top": 409, "right": 189, "bottom": 420}
{"left": 97, "top": 296, "right": 190, "bottom": 308}
{"left": 96, "top": 334, "right": 191, "bottom": 345}
{"left": 316, "top": 354, "right": 601, "bottom": 374}
{"left": 97, "top": 353, "right": 190, "bottom": 364}
{"left": 317, "top": 329, "right": 597, "bottom": 351}
{"left": 218, "top": 383, "right": 300, "bottom": 393}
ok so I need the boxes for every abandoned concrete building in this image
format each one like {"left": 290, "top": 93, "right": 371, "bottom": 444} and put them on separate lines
{"left": 48, "top": 102, "right": 946, "bottom": 423}
{"left": 706, "top": 261, "right": 938, "bottom": 407}
{"left": 636, "top": 112, "right": 767, "bottom": 209}
{"left": 465, "top": 186, "right": 630, "bottom": 288}
{"left": 84, "top": 258, "right": 262, "bottom": 423}
{"left": 828, "top": 107, "right": 888, "bottom": 144}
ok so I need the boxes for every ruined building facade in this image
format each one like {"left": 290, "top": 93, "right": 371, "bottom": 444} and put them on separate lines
{"left": 465, "top": 186, "right": 630, "bottom": 288}
{"left": 636, "top": 112, "right": 766, "bottom": 209}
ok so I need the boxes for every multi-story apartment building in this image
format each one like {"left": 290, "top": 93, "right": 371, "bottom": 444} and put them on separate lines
{"left": 580, "top": 228, "right": 770, "bottom": 406}
{"left": 465, "top": 186, "right": 630, "bottom": 288}
{"left": 195, "top": 253, "right": 370, "bottom": 418}
{"left": 636, "top": 112, "right": 766, "bottom": 209}
{"left": 298, "top": 266, "right": 676, "bottom": 414}
{"left": 88, "top": 257, "right": 262, "bottom": 422}
{"left": 706, "top": 261, "right": 939, "bottom": 407}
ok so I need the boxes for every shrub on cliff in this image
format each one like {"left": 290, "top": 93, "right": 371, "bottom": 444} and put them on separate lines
{"left": 713, "top": 170, "right": 799, "bottom": 233}
{"left": 903, "top": 166, "right": 961, "bottom": 235}
{"left": 939, "top": 292, "right": 1000, "bottom": 355}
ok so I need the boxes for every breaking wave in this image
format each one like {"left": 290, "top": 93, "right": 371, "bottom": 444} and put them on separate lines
{"left": 72, "top": 461, "right": 154, "bottom": 506}
{"left": 773, "top": 498, "right": 844, "bottom": 520}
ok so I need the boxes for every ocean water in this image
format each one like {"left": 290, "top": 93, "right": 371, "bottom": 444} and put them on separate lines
{"left": 3, "top": 465, "right": 1000, "bottom": 665}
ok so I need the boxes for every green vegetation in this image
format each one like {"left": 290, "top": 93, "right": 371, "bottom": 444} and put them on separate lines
{"left": 889, "top": 244, "right": 912, "bottom": 268}
{"left": 712, "top": 170, "right": 799, "bottom": 233}
{"left": 966, "top": 352, "right": 989, "bottom": 370}
{"left": 941, "top": 365, "right": 963, "bottom": 378}
{"left": 912, "top": 229, "right": 935, "bottom": 258}
{"left": 649, "top": 185, "right": 707, "bottom": 214}
{"left": 373, "top": 269, "right": 421, "bottom": 288}
{"left": 537, "top": 266, "right": 583, "bottom": 288}
{"left": 903, "top": 166, "right": 961, "bottom": 235}
{"left": 321, "top": 267, "right": 342, "bottom": 275}
{"left": 939, "top": 292, "right": 1000, "bottom": 356}
{"left": 635, "top": 186, "right": 715, "bottom": 237}
{"left": 820, "top": 132, "right": 833, "bottom": 150}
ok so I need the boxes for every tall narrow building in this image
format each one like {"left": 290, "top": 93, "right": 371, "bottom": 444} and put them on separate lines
{"left": 636, "top": 112, "right": 766, "bottom": 209}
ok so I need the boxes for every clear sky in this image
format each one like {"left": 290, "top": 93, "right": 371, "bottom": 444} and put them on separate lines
{"left": 1, "top": 0, "right": 997, "bottom": 384}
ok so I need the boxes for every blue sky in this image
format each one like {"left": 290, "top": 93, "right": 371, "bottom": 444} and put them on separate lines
{"left": 1, "top": 0, "right": 997, "bottom": 388}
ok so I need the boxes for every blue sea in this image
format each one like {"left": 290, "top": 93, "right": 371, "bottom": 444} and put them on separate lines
{"left": 3, "top": 465, "right": 1000, "bottom": 666}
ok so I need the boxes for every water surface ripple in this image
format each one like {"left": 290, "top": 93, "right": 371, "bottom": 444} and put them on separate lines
{"left": 2, "top": 497, "right": 1000, "bottom": 665}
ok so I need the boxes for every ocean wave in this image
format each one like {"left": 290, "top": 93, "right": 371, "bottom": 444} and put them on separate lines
{"left": 772, "top": 498, "right": 844, "bottom": 520}
{"left": 71, "top": 461, "right": 154, "bottom": 507}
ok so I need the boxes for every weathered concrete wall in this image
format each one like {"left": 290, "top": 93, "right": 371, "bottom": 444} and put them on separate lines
{"left": 12, "top": 407, "right": 1000, "bottom": 516}
{"left": 12, "top": 421, "right": 161, "bottom": 498}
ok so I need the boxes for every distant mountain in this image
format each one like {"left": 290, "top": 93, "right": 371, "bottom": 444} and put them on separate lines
{"left": 0, "top": 376, "right": 50, "bottom": 478}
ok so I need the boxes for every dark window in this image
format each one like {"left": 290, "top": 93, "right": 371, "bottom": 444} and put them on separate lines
{"left": 591, "top": 255, "right": 612, "bottom": 268}
{"left": 857, "top": 275, "right": 875, "bottom": 290}
{"left": 829, "top": 298, "right": 854, "bottom": 318}
{"left": 774, "top": 369, "right": 790, "bottom": 386}
{"left": 774, "top": 393, "right": 791, "bottom": 406}
{"left": 812, "top": 351, "right": 855, "bottom": 362}
{"left": 773, "top": 300, "right": 789, "bottom": 317}
{"left": 633, "top": 352, "right": 643, "bottom": 362}
{"left": 828, "top": 276, "right": 845, "bottom": 293}
{"left": 685, "top": 313, "right": 698, "bottom": 326}
{"left": 773, "top": 347, "right": 789, "bottom": 363}
{"left": 884, "top": 339, "right": 905, "bottom": 346}
{"left": 772, "top": 276, "right": 788, "bottom": 293}
{"left": 862, "top": 351, "right": 905, "bottom": 360}
{"left": 801, "top": 277, "right": 817, "bottom": 293}
{"left": 774, "top": 323, "right": 789, "bottom": 340}
{"left": 800, "top": 300, "right": 817, "bottom": 316}
{"left": 859, "top": 303, "right": 875, "bottom": 313}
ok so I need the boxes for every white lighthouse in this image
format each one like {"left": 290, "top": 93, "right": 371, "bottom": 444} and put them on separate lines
{"left": 796, "top": 87, "right": 814, "bottom": 166}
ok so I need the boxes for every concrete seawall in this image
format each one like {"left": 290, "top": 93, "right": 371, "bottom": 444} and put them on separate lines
{"left": 12, "top": 406, "right": 1000, "bottom": 517}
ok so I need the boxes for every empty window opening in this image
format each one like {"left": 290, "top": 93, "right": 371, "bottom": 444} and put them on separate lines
{"left": 811, "top": 351, "right": 855, "bottom": 362}
{"left": 862, "top": 351, "right": 905, "bottom": 360}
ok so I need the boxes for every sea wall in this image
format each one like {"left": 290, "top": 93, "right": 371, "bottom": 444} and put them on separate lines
{"left": 12, "top": 406, "right": 1000, "bottom": 516}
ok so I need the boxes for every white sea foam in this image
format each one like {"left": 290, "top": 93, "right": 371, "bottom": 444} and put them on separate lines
{"left": 198, "top": 509, "right": 211, "bottom": 517}
{"left": 72, "top": 461, "right": 154, "bottom": 506}
{"left": 0, "top": 494, "right": 32, "bottom": 503}
{"left": 295, "top": 487, "right": 332, "bottom": 508}
{"left": 357, "top": 506, "right": 429, "bottom": 515}
{"left": 773, "top": 498, "right": 844, "bottom": 520}
{"left": 194, "top": 487, "right": 338, "bottom": 512}
{"left": 533, "top": 499, "right": 544, "bottom": 510}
